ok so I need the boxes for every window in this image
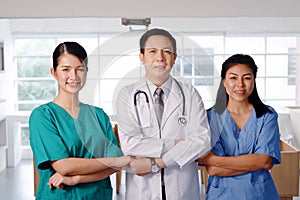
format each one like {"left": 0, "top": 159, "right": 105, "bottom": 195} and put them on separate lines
{"left": 15, "top": 38, "right": 56, "bottom": 111}
{"left": 14, "top": 33, "right": 300, "bottom": 148}
{"left": 288, "top": 48, "right": 296, "bottom": 85}
{"left": 14, "top": 34, "right": 300, "bottom": 114}
{"left": 20, "top": 123, "right": 29, "bottom": 146}
{"left": 14, "top": 36, "right": 100, "bottom": 111}
{"left": 173, "top": 48, "right": 214, "bottom": 86}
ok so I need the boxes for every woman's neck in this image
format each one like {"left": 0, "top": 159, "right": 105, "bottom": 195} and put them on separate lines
{"left": 226, "top": 101, "right": 253, "bottom": 115}
{"left": 226, "top": 100, "right": 253, "bottom": 131}
{"left": 53, "top": 92, "right": 81, "bottom": 117}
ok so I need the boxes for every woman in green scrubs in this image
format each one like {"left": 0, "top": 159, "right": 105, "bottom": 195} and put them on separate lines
{"left": 30, "top": 41, "right": 132, "bottom": 200}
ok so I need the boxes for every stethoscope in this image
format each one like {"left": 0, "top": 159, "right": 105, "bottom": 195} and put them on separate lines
{"left": 134, "top": 78, "right": 187, "bottom": 126}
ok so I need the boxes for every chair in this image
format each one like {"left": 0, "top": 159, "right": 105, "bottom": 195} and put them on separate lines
{"left": 198, "top": 165, "right": 208, "bottom": 191}
{"left": 33, "top": 159, "right": 39, "bottom": 196}
{"left": 113, "top": 123, "right": 122, "bottom": 194}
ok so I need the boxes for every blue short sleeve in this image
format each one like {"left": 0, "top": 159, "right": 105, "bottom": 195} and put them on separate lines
{"left": 254, "top": 107, "right": 281, "bottom": 164}
{"left": 207, "top": 109, "right": 225, "bottom": 156}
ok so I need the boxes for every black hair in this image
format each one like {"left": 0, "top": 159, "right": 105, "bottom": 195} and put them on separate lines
{"left": 52, "top": 41, "right": 88, "bottom": 71}
{"left": 139, "top": 28, "right": 177, "bottom": 54}
{"left": 214, "top": 54, "right": 272, "bottom": 118}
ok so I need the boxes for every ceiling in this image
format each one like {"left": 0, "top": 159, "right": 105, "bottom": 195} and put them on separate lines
{"left": 1, "top": 0, "right": 300, "bottom": 18}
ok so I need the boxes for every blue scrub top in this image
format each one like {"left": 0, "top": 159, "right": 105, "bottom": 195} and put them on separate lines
{"left": 30, "top": 102, "right": 123, "bottom": 200}
{"left": 206, "top": 106, "right": 281, "bottom": 200}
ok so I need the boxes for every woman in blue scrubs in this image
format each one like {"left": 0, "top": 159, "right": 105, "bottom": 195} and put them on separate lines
{"left": 198, "top": 54, "right": 281, "bottom": 200}
{"left": 30, "top": 42, "right": 132, "bottom": 200}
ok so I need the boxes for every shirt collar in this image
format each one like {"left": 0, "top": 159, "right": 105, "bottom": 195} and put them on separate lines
{"left": 146, "top": 77, "right": 172, "bottom": 100}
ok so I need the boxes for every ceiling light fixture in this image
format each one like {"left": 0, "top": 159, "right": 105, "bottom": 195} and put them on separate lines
{"left": 121, "top": 18, "right": 151, "bottom": 31}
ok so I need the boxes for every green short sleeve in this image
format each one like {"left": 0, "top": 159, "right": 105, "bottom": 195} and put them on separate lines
{"left": 29, "top": 105, "right": 70, "bottom": 170}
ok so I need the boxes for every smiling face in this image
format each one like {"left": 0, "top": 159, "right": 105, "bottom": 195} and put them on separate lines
{"left": 51, "top": 53, "right": 87, "bottom": 95}
{"left": 140, "top": 35, "right": 177, "bottom": 87}
{"left": 223, "top": 64, "right": 254, "bottom": 104}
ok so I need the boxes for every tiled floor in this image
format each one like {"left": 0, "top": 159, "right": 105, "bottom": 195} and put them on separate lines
{"left": 0, "top": 160, "right": 299, "bottom": 200}
{"left": 0, "top": 160, "right": 34, "bottom": 200}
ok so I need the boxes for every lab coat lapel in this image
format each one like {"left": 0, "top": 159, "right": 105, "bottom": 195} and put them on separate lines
{"left": 132, "top": 78, "right": 148, "bottom": 91}
{"left": 161, "top": 80, "right": 182, "bottom": 129}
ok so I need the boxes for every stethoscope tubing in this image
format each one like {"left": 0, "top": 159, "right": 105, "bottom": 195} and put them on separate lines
{"left": 134, "top": 90, "right": 149, "bottom": 106}
{"left": 133, "top": 78, "right": 186, "bottom": 126}
{"left": 173, "top": 79, "right": 185, "bottom": 117}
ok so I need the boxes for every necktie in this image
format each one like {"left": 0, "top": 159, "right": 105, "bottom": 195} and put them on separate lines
{"left": 154, "top": 88, "right": 164, "bottom": 126}
{"left": 154, "top": 88, "right": 166, "bottom": 200}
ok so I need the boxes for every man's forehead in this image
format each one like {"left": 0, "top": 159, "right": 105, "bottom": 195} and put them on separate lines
{"left": 144, "top": 40, "right": 173, "bottom": 48}
{"left": 145, "top": 35, "right": 171, "bottom": 43}
{"left": 144, "top": 46, "right": 172, "bottom": 50}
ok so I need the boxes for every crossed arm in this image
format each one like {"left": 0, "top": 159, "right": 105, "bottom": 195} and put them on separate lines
{"left": 198, "top": 151, "right": 273, "bottom": 177}
{"left": 48, "top": 156, "right": 133, "bottom": 189}
{"left": 127, "top": 140, "right": 182, "bottom": 176}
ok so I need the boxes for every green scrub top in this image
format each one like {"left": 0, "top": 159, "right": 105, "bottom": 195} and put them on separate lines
{"left": 29, "top": 102, "right": 123, "bottom": 200}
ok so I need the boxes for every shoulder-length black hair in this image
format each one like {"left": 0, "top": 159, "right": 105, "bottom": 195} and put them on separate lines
{"left": 213, "top": 54, "right": 272, "bottom": 118}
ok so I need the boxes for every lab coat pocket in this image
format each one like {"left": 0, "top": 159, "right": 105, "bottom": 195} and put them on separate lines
{"left": 174, "top": 124, "right": 186, "bottom": 140}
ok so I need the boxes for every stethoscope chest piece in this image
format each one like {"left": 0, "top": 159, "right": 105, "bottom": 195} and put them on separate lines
{"left": 178, "top": 116, "right": 187, "bottom": 126}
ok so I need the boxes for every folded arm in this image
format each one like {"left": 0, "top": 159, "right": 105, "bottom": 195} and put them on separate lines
{"left": 161, "top": 89, "right": 211, "bottom": 168}
{"left": 48, "top": 168, "right": 116, "bottom": 189}
{"left": 205, "top": 165, "right": 247, "bottom": 176}
{"left": 50, "top": 156, "right": 132, "bottom": 176}
{"left": 198, "top": 152, "right": 273, "bottom": 176}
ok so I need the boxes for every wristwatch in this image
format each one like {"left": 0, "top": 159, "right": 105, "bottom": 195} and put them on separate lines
{"left": 150, "top": 158, "right": 159, "bottom": 173}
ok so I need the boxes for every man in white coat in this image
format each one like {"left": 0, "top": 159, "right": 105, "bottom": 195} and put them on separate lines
{"left": 116, "top": 28, "right": 211, "bottom": 200}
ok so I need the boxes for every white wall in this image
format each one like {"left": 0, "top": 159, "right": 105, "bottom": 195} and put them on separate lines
{"left": 0, "top": 19, "right": 13, "bottom": 114}
{"left": 0, "top": 19, "right": 12, "bottom": 171}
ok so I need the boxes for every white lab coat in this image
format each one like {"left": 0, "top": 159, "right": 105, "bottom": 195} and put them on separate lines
{"left": 116, "top": 76, "right": 211, "bottom": 200}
